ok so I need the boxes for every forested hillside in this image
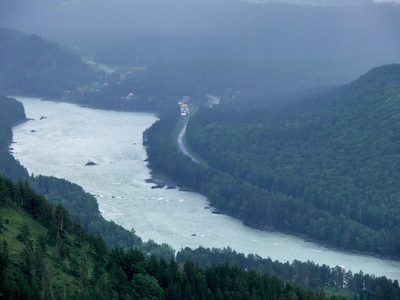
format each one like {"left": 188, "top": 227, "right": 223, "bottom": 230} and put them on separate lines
{"left": 145, "top": 64, "right": 400, "bottom": 258}
{"left": 0, "top": 173, "right": 351, "bottom": 300}
{"left": 0, "top": 28, "right": 94, "bottom": 97}
{"left": 185, "top": 64, "right": 400, "bottom": 257}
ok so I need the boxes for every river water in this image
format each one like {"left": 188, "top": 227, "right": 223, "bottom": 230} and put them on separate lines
{"left": 11, "top": 96, "right": 400, "bottom": 281}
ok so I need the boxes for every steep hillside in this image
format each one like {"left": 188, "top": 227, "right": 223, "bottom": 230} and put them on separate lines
{"left": 0, "top": 175, "right": 107, "bottom": 299}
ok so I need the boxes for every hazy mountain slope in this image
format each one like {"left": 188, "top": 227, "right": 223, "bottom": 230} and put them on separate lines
{"left": 1, "top": 1, "right": 400, "bottom": 97}
{"left": 0, "top": 28, "right": 93, "bottom": 96}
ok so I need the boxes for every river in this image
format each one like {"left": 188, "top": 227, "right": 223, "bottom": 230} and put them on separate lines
{"left": 11, "top": 96, "right": 400, "bottom": 281}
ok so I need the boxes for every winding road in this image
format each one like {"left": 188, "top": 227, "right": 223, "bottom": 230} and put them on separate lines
{"left": 177, "top": 96, "right": 220, "bottom": 162}
{"left": 177, "top": 120, "right": 198, "bottom": 163}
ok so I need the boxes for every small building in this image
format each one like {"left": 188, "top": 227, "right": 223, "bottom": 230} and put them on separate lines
{"left": 76, "top": 87, "right": 86, "bottom": 95}
{"left": 181, "top": 103, "right": 189, "bottom": 116}
{"left": 125, "top": 92, "right": 134, "bottom": 100}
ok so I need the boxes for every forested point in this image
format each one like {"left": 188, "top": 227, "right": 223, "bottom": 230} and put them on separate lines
{"left": 0, "top": 94, "right": 29, "bottom": 181}
{"left": 145, "top": 64, "right": 400, "bottom": 258}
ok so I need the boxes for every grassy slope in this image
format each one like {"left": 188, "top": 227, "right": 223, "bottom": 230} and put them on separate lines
{"left": 0, "top": 205, "right": 95, "bottom": 295}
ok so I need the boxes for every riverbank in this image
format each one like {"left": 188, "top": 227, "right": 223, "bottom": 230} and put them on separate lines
{"left": 247, "top": 221, "right": 400, "bottom": 262}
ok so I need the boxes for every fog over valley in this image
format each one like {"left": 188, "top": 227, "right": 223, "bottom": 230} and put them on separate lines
{"left": 1, "top": 0, "right": 399, "bottom": 97}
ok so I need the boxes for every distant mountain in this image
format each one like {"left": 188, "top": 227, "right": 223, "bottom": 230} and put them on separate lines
{"left": 1, "top": 0, "right": 400, "bottom": 97}
{"left": 0, "top": 28, "right": 94, "bottom": 97}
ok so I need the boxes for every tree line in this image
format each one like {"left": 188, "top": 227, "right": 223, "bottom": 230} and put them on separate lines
{"left": 177, "top": 247, "right": 400, "bottom": 299}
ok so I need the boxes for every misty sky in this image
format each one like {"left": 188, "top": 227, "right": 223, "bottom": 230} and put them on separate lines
{"left": 245, "top": 0, "right": 400, "bottom": 4}
{"left": 2, "top": 0, "right": 400, "bottom": 40}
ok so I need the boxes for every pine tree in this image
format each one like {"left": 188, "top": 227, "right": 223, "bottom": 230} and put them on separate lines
{"left": 0, "top": 239, "right": 10, "bottom": 296}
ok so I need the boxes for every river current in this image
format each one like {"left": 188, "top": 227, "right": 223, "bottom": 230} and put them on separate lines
{"left": 11, "top": 97, "right": 400, "bottom": 281}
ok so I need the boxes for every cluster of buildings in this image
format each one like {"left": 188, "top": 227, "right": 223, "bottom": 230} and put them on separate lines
{"left": 179, "top": 96, "right": 190, "bottom": 116}
{"left": 63, "top": 87, "right": 86, "bottom": 99}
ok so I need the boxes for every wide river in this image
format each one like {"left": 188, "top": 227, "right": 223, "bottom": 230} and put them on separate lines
{"left": 11, "top": 97, "right": 400, "bottom": 281}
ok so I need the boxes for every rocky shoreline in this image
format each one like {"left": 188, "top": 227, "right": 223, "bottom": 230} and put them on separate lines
{"left": 145, "top": 171, "right": 194, "bottom": 191}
